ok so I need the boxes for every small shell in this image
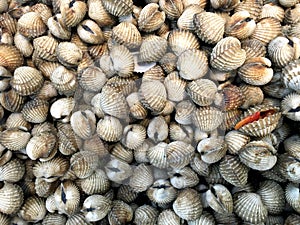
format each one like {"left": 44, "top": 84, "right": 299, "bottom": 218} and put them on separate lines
{"left": 79, "top": 169, "right": 110, "bottom": 195}
{"left": 250, "top": 17, "right": 281, "bottom": 45}
{"left": 197, "top": 136, "right": 227, "bottom": 164}
{"left": 109, "top": 44, "right": 134, "bottom": 77}
{"left": 0, "top": 44, "right": 24, "bottom": 72}
{"left": 17, "top": 12, "right": 46, "bottom": 38}
{"left": 224, "top": 130, "right": 250, "bottom": 154}
{"left": 108, "top": 200, "right": 133, "bottom": 225}
{"left": 0, "top": 158, "right": 25, "bottom": 182}
{"left": 169, "top": 167, "right": 199, "bottom": 189}
{"left": 10, "top": 66, "right": 44, "bottom": 96}
{"left": 14, "top": 32, "right": 33, "bottom": 57}
{"left": 5, "top": 112, "right": 31, "bottom": 131}
{"left": 138, "top": 3, "right": 165, "bottom": 32}
{"left": 50, "top": 66, "right": 77, "bottom": 96}
{"left": 240, "top": 84, "right": 264, "bottom": 109}
{"left": 167, "top": 29, "right": 200, "bottom": 56}
{"left": 187, "top": 79, "right": 217, "bottom": 106}
{"left": 21, "top": 99, "right": 49, "bottom": 123}
{"left": 159, "top": 52, "right": 178, "bottom": 74}
{"left": 129, "top": 163, "right": 154, "bottom": 192}
{"left": 163, "top": 72, "right": 186, "bottom": 102}
{"left": 30, "top": 3, "right": 52, "bottom": 24}
{"left": 206, "top": 184, "right": 233, "bottom": 214}
{"left": 56, "top": 42, "right": 83, "bottom": 67}
{"left": 57, "top": 123, "right": 79, "bottom": 156}
{"left": 147, "top": 116, "right": 168, "bottom": 143}
{"left": 126, "top": 92, "right": 148, "bottom": 120}
{"left": 278, "top": 154, "right": 300, "bottom": 183}
{"left": 70, "top": 110, "right": 96, "bottom": 140}
{"left": 88, "top": 0, "right": 116, "bottom": 27}
{"left": 65, "top": 213, "right": 90, "bottom": 225}
{"left": 96, "top": 116, "right": 123, "bottom": 142}
{"left": 60, "top": 0, "right": 87, "bottom": 27}
{"left": 219, "top": 155, "right": 248, "bottom": 187}
{"left": 173, "top": 188, "right": 203, "bottom": 221}
{"left": 256, "top": 180, "right": 285, "bottom": 215}
{"left": 193, "top": 12, "right": 226, "bottom": 44}
{"left": 112, "top": 22, "right": 142, "bottom": 49}
{"left": 121, "top": 124, "right": 146, "bottom": 150}
{"left": 82, "top": 195, "right": 112, "bottom": 222}
{"left": 159, "top": 0, "right": 184, "bottom": 19}
{"left": 157, "top": 210, "right": 180, "bottom": 225}
{"left": 139, "top": 35, "right": 168, "bottom": 62}
{"left": 260, "top": 3, "right": 284, "bottom": 21}
{"left": 42, "top": 213, "right": 67, "bottom": 225}
{"left": 105, "top": 158, "right": 132, "bottom": 183}
{"left": 234, "top": 192, "right": 268, "bottom": 224}
{"left": 239, "top": 140, "right": 277, "bottom": 171}
{"left": 279, "top": 0, "right": 298, "bottom": 7}
{"left": 284, "top": 4, "right": 300, "bottom": 24}
{"left": 77, "top": 19, "right": 105, "bottom": 45}
{"left": 234, "top": 0, "right": 263, "bottom": 21}
{"left": 102, "top": 0, "right": 133, "bottom": 17}
{"left": 281, "top": 92, "right": 300, "bottom": 121}
{"left": 117, "top": 185, "right": 138, "bottom": 203}
{"left": 0, "top": 183, "right": 23, "bottom": 214}
{"left": 0, "top": 89, "right": 25, "bottom": 113}
{"left": 47, "top": 14, "right": 71, "bottom": 40}
{"left": 133, "top": 205, "right": 158, "bottom": 225}
{"left": 0, "top": 128, "right": 31, "bottom": 151}
{"left": 211, "top": 37, "right": 246, "bottom": 71}
{"left": 147, "top": 179, "right": 177, "bottom": 204}
{"left": 19, "top": 196, "right": 46, "bottom": 222}
{"left": 147, "top": 142, "right": 169, "bottom": 169}
{"left": 70, "top": 151, "right": 99, "bottom": 179}
{"left": 177, "top": 4, "right": 204, "bottom": 30}
{"left": 0, "top": 13, "right": 17, "bottom": 35}
{"left": 238, "top": 57, "right": 273, "bottom": 85}
{"left": 225, "top": 11, "right": 256, "bottom": 39}
{"left": 192, "top": 106, "right": 224, "bottom": 132}
{"left": 166, "top": 141, "right": 195, "bottom": 169}
{"left": 285, "top": 214, "right": 300, "bottom": 224}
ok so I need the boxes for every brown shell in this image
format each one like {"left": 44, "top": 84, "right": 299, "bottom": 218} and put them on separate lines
{"left": 260, "top": 3, "right": 284, "bottom": 22}
{"left": 220, "top": 84, "right": 245, "bottom": 111}
{"left": 210, "top": 37, "right": 246, "bottom": 71}
{"left": 56, "top": 42, "right": 83, "bottom": 67}
{"left": 19, "top": 196, "right": 46, "bottom": 222}
{"left": 77, "top": 19, "right": 105, "bottom": 45}
{"left": 17, "top": 12, "right": 46, "bottom": 38}
{"left": 139, "top": 35, "right": 168, "bottom": 62}
{"left": 60, "top": 0, "right": 87, "bottom": 27}
{"left": 50, "top": 66, "right": 77, "bottom": 96}
{"left": 47, "top": 14, "right": 72, "bottom": 40}
{"left": 21, "top": 99, "right": 49, "bottom": 123}
{"left": 102, "top": 0, "right": 133, "bottom": 17}
{"left": 0, "top": 44, "right": 24, "bottom": 72}
{"left": 88, "top": 0, "right": 116, "bottom": 27}
{"left": 112, "top": 22, "right": 142, "bottom": 49}
{"left": 0, "top": 158, "right": 25, "bottom": 183}
{"left": 234, "top": 0, "right": 263, "bottom": 21}
{"left": 0, "top": 128, "right": 30, "bottom": 151}
{"left": 284, "top": 4, "right": 300, "bottom": 24}
{"left": 239, "top": 84, "right": 264, "bottom": 109}
{"left": 159, "top": 0, "right": 184, "bottom": 20}
{"left": 187, "top": 79, "right": 217, "bottom": 106}
{"left": 138, "top": 3, "right": 165, "bottom": 32}
{"left": 96, "top": 116, "right": 123, "bottom": 142}
{"left": 241, "top": 39, "right": 266, "bottom": 60}
{"left": 0, "top": 183, "right": 24, "bottom": 214}
{"left": 193, "top": 12, "right": 226, "bottom": 44}
{"left": 14, "top": 32, "right": 33, "bottom": 57}
{"left": 0, "top": 89, "right": 25, "bottom": 112}
{"left": 0, "top": 13, "right": 17, "bottom": 34}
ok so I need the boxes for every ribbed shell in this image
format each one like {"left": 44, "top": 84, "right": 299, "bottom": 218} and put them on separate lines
{"left": 112, "top": 22, "right": 142, "bottom": 49}
{"left": 234, "top": 192, "right": 268, "bottom": 224}
{"left": 234, "top": 0, "right": 263, "bottom": 21}
{"left": 282, "top": 93, "right": 300, "bottom": 121}
{"left": 14, "top": 32, "right": 33, "bottom": 57}
{"left": 147, "top": 182, "right": 176, "bottom": 205}
{"left": 139, "top": 35, "right": 168, "bottom": 62}
{"left": 177, "top": 4, "right": 204, "bottom": 30}
{"left": 33, "top": 35, "right": 58, "bottom": 61}
{"left": 79, "top": 169, "right": 110, "bottom": 195}
{"left": 192, "top": 106, "right": 224, "bottom": 132}
{"left": 206, "top": 184, "right": 233, "bottom": 214}
{"left": 147, "top": 142, "right": 169, "bottom": 168}
{"left": 157, "top": 210, "right": 180, "bottom": 225}
{"left": 285, "top": 182, "right": 300, "bottom": 213}
{"left": 50, "top": 66, "right": 77, "bottom": 96}
{"left": 225, "top": 130, "right": 250, "bottom": 154}
{"left": 19, "top": 196, "right": 46, "bottom": 222}
{"left": 239, "top": 141, "right": 277, "bottom": 171}
{"left": 173, "top": 188, "right": 203, "bottom": 220}
{"left": 138, "top": 3, "right": 165, "bottom": 32}
{"left": 0, "top": 128, "right": 31, "bottom": 151}
{"left": 77, "top": 19, "right": 105, "bottom": 45}
{"left": 0, "top": 183, "right": 23, "bottom": 214}
{"left": 282, "top": 59, "right": 300, "bottom": 92}
{"left": 166, "top": 141, "right": 195, "bottom": 169}
{"left": 250, "top": 18, "right": 281, "bottom": 45}
{"left": 240, "top": 84, "right": 264, "bottom": 109}
{"left": 17, "top": 12, "right": 46, "bottom": 38}
{"left": 284, "top": 4, "right": 300, "bottom": 24}
{"left": 121, "top": 124, "right": 146, "bottom": 150}
{"left": 167, "top": 29, "right": 200, "bottom": 56}
{"left": 82, "top": 195, "right": 112, "bottom": 222}
{"left": 42, "top": 213, "right": 67, "bottom": 225}
{"left": 256, "top": 180, "right": 285, "bottom": 215}
{"left": 66, "top": 213, "right": 90, "bottom": 225}
{"left": 70, "top": 110, "right": 96, "bottom": 140}
{"left": 96, "top": 116, "right": 123, "bottom": 142}
{"left": 284, "top": 135, "right": 300, "bottom": 159}
{"left": 241, "top": 39, "right": 266, "bottom": 60}
{"left": 193, "top": 12, "right": 226, "bottom": 44}
{"left": 88, "top": 0, "right": 116, "bottom": 27}
{"left": 70, "top": 151, "right": 99, "bottom": 179}
{"left": 126, "top": 92, "right": 148, "bottom": 120}
{"left": 56, "top": 42, "right": 83, "bottom": 67}
{"left": 109, "top": 44, "right": 134, "bottom": 77}
{"left": 260, "top": 3, "right": 284, "bottom": 21}
{"left": 21, "top": 98, "right": 49, "bottom": 123}
{"left": 0, "top": 44, "right": 24, "bottom": 72}
{"left": 169, "top": 167, "right": 199, "bottom": 189}
{"left": 177, "top": 49, "right": 208, "bottom": 80}
{"left": 164, "top": 72, "right": 187, "bottom": 102}
{"left": 0, "top": 158, "right": 24, "bottom": 182}
{"left": 210, "top": 37, "right": 246, "bottom": 71}
{"left": 159, "top": 0, "right": 184, "bottom": 19}
{"left": 47, "top": 14, "right": 72, "bottom": 40}
{"left": 60, "top": 0, "right": 87, "bottom": 27}
{"left": 108, "top": 200, "right": 133, "bottom": 225}
{"left": 133, "top": 205, "right": 158, "bottom": 225}
{"left": 129, "top": 163, "right": 153, "bottom": 192}
{"left": 175, "top": 100, "right": 196, "bottom": 125}
{"left": 102, "top": 0, "right": 133, "bottom": 17}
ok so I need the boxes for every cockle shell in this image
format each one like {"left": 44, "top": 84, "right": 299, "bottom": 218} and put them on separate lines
{"left": 164, "top": 72, "right": 186, "bottom": 102}
{"left": 102, "top": 0, "right": 133, "bottom": 17}
{"left": 284, "top": 4, "right": 300, "bottom": 24}
{"left": 210, "top": 36, "right": 246, "bottom": 71}
{"left": 240, "top": 84, "right": 264, "bottom": 109}
{"left": 169, "top": 167, "right": 199, "bottom": 189}
{"left": 241, "top": 39, "right": 266, "bottom": 60}
{"left": 56, "top": 42, "right": 83, "bottom": 67}
{"left": 121, "top": 124, "right": 146, "bottom": 150}
{"left": 282, "top": 59, "right": 300, "bottom": 92}
{"left": 239, "top": 140, "right": 277, "bottom": 171}
{"left": 138, "top": 3, "right": 165, "bottom": 32}
{"left": 173, "top": 188, "right": 203, "bottom": 220}
{"left": 47, "top": 14, "right": 71, "bottom": 40}
{"left": 0, "top": 183, "right": 23, "bottom": 214}
{"left": 285, "top": 214, "right": 300, "bottom": 225}
{"left": 14, "top": 32, "right": 33, "bottom": 57}
{"left": 79, "top": 169, "right": 110, "bottom": 195}
{"left": 110, "top": 142, "right": 133, "bottom": 163}
{"left": 88, "top": 0, "right": 116, "bottom": 27}
{"left": 166, "top": 141, "right": 195, "bottom": 169}
{"left": 77, "top": 19, "right": 105, "bottom": 45}
{"left": 234, "top": 0, "right": 263, "bottom": 21}
{"left": 0, "top": 128, "right": 30, "bottom": 151}
{"left": 96, "top": 116, "right": 123, "bottom": 142}
{"left": 65, "top": 212, "right": 90, "bottom": 225}
{"left": 109, "top": 44, "right": 134, "bottom": 77}
{"left": 224, "top": 130, "right": 250, "bottom": 154}
{"left": 139, "top": 35, "right": 168, "bottom": 62}
{"left": 33, "top": 36, "right": 58, "bottom": 62}
{"left": 0, "top": 158, "right": 25, "bottom": 182}
{"left": 50, "top": 66, "right": 77, "bottom": 96}
{"left": 112, "top": 22, "right": 142, "bottom": 49}
{"left": 42, "top": 213, "right": 67, "bottom": 225}
{"left": 5, "top": 112, "right": 31, "bottom": 130}
{"left": 70, "top": 151, "right": 99, "bottom": 179}
{"left": 79, "top": 66, "right": 107, "bottom": 92}
{"left": 108, "top": 200, "right": 133, "bottom": 225}
{"left": 177, "top": 4, "right": 204, "bottom": 30}
{"left": 147, "top": 116, "right": 168, "bottom": 143}
{"left": 70, "top": 110, "right": 96, "bottom": 140}
{"left": 0, "top": 44, "right": 24, "bottom": 72}
{"left": 285, "top": 182, "right": 300, "bottom": 213}
{"left": 167, "top": 29, "right": 200, "bottom": 56}
{"left": 158, "top": 209, "right": 180, "bottom": 225}
{"left": 159, "top": 52, "right": 178, "bottom": 74}
{"left": 187, "top": 79, "right": 217, "bottom": 106}
{"left": 129, "top": 163, "right": 153, "bottom": 192}
{"left": 57, "top": 123, "right": 79, "bottom": 156}
{"left": 234, "top": 192, "right": 268, "bottom": 224}
{"left": 17, "top": 12, "right": 46, "bottom": 38}
{"left": 133, "top": 205, "right": 158, "bottom": 225}
{"left": 19, "top": 196, "right": 46, "bottom": 222}
{"left": 0, "top": 89, "right": 25, "bottom": 112}
{"left": 126, "top": 92, "right": 148, "bottom": 120}
{"left": 260, "top": 3, "right": 285, "bottom": 22}
{"left": 30, "top": 3, "right": 52, "bottom": 24}
{"left": 147, "top": 179, "right": 177, "bottom": 205}
{"left": 277, "top": 154, "right": 300, "bottom": 183}
{"left": 60, "top": 0, "right": 87, "bottom": 27}
{"left": 147, "top": 142, "right": 169, "bottom": 169}
{"left": 279, "top": 0, "right": 298, "bottom": 7}
{"left": 281, "top": 92, "right": 300, "bottom": 121}
{"left": 193, "top": 12, "right": 226, "bottom": 44}
{"left": 174, "top": 100, "right": 196, "bottom": 125}
{"left": 82, "top": 195, "right": 112, "bottom": 222}
{"left": 105, "top": 157, "right": 132, "bottom": 183}
{"left": 21, "top": 99, "right": 49, "bottom": 123}
{"left": 117, "top": 185, "right": 138, "bottom": 203}
{"left": 206, "top": 184, "right": 233, "bottom": 214}
{"left": 159, "top": 0, "right": 184, "bottom": 19}
{"left": 0, "top": 213, "right": 9, "bottom": 225}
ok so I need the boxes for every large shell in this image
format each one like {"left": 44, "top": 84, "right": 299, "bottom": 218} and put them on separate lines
{"left": 19, "top": 196, "right": 46, "bottom": 222}
{"left": 0, "top": 183, "right": 24, "bottom": 214}
{"left": 193, "top": 12, "right": 226, "bottom": 44}
{"left": 112, "top": 22, "right": 142, "bottom": 49}
{"left": 17, "top": 12, "right": 46, "bottom": 38}
{"left": 0, "top": 128, "right": 31, "bottom": 151}
{"left": 138, "top": 3, "right": 165, "bottom": 32}
{"left": 60, "top": 0, "right": 87, "bottom": 27}
{"left": 239, "top": 140, "right": 277, "bottom": 171}
{"left": 82, "top": 195, "right": 112, "bottom": 222}
{"left": 210, "top": 36, "right": 246, "bottom": 71}
{"left": 234, "top": 192, "right": 268, "bottom": 224}
{"left": 173, "top": 188, "right": 203, "bottom": 220}
{"left": 129, "top": 163, "right": 153, "bottom": 192}
{"left": 177, "top": 49, "right": 208, "bottom": 80}
{"left": 167, "top": 29, "right": 200, "bottom": 56}
{"left": 102, "top": 0, "right": 133, "bottom": 17}
{"left": 192, "top": 106, "right": 224, "bottom": 132}
{"left": 224, "top": 130, "right": 250, "bottom": 154}
{"left": 139, "top": 35, "right": 168, "bottom": 62}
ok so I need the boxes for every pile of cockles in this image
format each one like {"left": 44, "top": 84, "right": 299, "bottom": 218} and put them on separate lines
{"left": 0, "top": 0, "right": 300, "bottom": 224}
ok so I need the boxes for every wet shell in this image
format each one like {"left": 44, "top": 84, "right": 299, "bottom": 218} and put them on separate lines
{"left": 192, "top": 106, "right": 224, "bottom": 132}
{"left": 0, "top": 128, "right": 30, "bottom": 151}
{"left": 0, "top": 183, "right": 23, "bottom": 214}
{"left": 96, "top": 116, "right": 123, "bottom": 142}
{"left": 193, "top": 12, "right": 226, "bottom": 44}
{"left": 88, "top": 0, "right": 116, "bottom": 27}
{"left": 77, "top": 19, "right": 105, "bottom": 45}
{"left": 134, "top": 205, "right": 158, "bottom": 225}
{"left": 239, "top": 140, "right": 277, "bottom": 171}
{"left": 234, "top": 0, "right": 263, "bottom": 21}
{"left": 219, "top": 155, "right": 248, "bottom": 187}
{"left": 159, "top": 0, "right": 184, "bottom": 19}
{"left": 157, "top": 209, "right": 180, "bottom": 225}
{"left": 234, "top": 192, "right": 268, "bottom": 224}
{"left": 19, "top": 196, "right": 46, "bottom": 222}
{"left": 197, "top": 136, "right": 227, "bottom": 164}
{"left": 60, "top": 0, "right": 87, "bottom": 27}
{"left": 82, "top": 195, "right": 112, "bottom": 222}
{"left": 138, "top": 3, "right": 165, "bottom": 32}
{"left": 47, "top": 14, "right": 71, "bottom": 40}
{"left": 21, "top": 99, "right": 49, "bottom": 123}
{"left": 282, "top": 93, "right": 300, "bottom": 121}
{"left": 129, "top": 163, "right": 154, "bottom": 192}
{"left": 0, "top": 158, "right": 25, "bottom": 182}
{"left": 224, "top": 130, "right": 250, "bottom": 154}
{"left": 169, "top": 167, "right": 199, "bottom": 189}
{"left": 225, "top": 11, "right": 256, "bottom": 39}
{"left": 108, "top": 200, "right": 133, "bottom": 225}
{"left": 147, "top": 179, "right": 177, "bottom": 204}
{"left": 102, "top": 0, "right": 133, "bottom": 17}
{"left": 0, "top": 44, "right": 24, "bottom": 72}
{"left": 256, "top": 180, "right": 285, "bottom": 215}
{"left": 17, "top": 12, "right": 46, "bottom": 38}
{"left": 139, "top": 35, "right": 168, "bottom": 62}
{"left": 54, "top": 181, "right": 80, "bottom": 216}
{"left": 250, "top": 17, "right": 281, "bottom": 45}
{"left": 56, "top": 42, "right": 83, "bottom": 67}
{"left": 173, "top": 188, "right": 203, "bottom": 220}
{"left": 238, "top": 57, "right": 273, "bottom": 85}
{"left": 167, "top": 29, "right": 200, "bottom": 56}
{"left": 14, "top": 32, "right": 33, "bottom": 57}
{"left": 10, "top": 66, "right": 44, "bottom": 96}
{"left": 50, "top": 66, "right": 77, "bottom": 96}
{"left": 166, "top": 141, "right": 195, "bottom": 169}
{"left": 70, "top": 110, "right": 96, "bottom": 140}
{"left": 112, "top": 22, "right": 142, "bottom": 49}
{"left": 177, "top": 4, "right": 204, "bottom": 31}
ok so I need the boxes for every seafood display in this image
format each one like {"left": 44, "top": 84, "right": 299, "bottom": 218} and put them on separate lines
{"left": 0, "top": 0, "right": 300, "bottom": 224}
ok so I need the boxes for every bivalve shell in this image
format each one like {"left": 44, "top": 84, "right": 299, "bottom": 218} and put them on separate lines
{"left": 187, "top": 79, "right": 217, "bottom": 106}
{"left": 14, "top": 32, "right": 33, "bottom": 57}
{"left": 147, "top": 179, "right": 177, "bottom": 204}
{"left": 77, "top": 19, "right": 105, "bottom": 45}
{"left": 88, "top": 0, "right": 116, "bottom": 27}
{"left": 79, "top": 169, "right": 110, "bottom": 195}
{"left": 0, "top": 128, "right": 31, "bottom": 151}
{"left": 56, "top": 42, "right": 83, "bottom": 67}
{"left": 19, "top": 196, "right": 46, "bottom": 222}
{"left": 0, "top": 44, "right": 24, "bottom": 72}
{"left": 108, "top": 200, "right": 133, "bottom": 225}
{"left": 102, "top": 0, "right": 133, "bottom": 17}
{"left": 177, "top": 4, "right": 204, "bottom": 30}
{"left": 159, "top": 0, "right": 184, "bottom": 19}
{"left": 82, "top": 195, "right": 112, "bottom": 222}
{"left": 17, "top": 12, "right": 46, "bottom": 38}
{"left": 166, "top": 141, "right": 195, "bottom": 169}
{"left": 0, "top": 158, "right": 25, "bottom": 182}
{"left": 234, "top": 0, "right": 263, "bottom": 21}
{"left": 139, "top": 35, "right": 168, "bottom": 62}
{"left": 129, "top": 163, "right": 154, "bottom": 192}
{"left": 70, "top": 151, "right": 99, "bottom": 179}
{"left": 50, "top": 66, "right": 77, "bottom": 96}
{"left": 133, "top": 205, "right": 158, "bottom": 225}
{"left": 158, "top": 209, "right": 180, "bottom": 225}
{"left": 47, "top": 14, "right": 71, "bottom": 40}
{"left": 60, "top": 0, "right": 87, "bottom": 27}
{"left": 206, "top": 184, "right": 233, "bottom": 214}
{"left": 96, "top": 116, "right": 123, "bottom": 142}
{"left": 21, "top": 99, "right": 49, "bottom": 123}
{"left": 0, "top": 183, "right": 23, "bottom": 214}
{"left": 138, "top": 3, "right": 165, "bottom": 32}
{"left": 70, "top": 110, "right": 96, "bottom": 140}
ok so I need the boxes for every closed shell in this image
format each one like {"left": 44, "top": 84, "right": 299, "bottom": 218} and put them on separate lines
{"left": 42, "top": 213, "right": 67, "bottom": 225}
{"left": 260, "top": 3, "right": 284, "bottom": 21}
{"left": 0, "top": 128, "right": 31, "bottom": 151}
{"left": 47, "top": 14, "right": 71, "bottom": 40}
{"left": 65, "top": 213, "right": 90, "bottom": 225}
{"left": 21, "top": 99, "right": 49, "bottom": 123}
{"left": 102, "top": 0, "right": 133, "bottom": 17}
{"left": 282, "top": 93, "right": 300, "bottom": 121}
{"left": 79, "top": 169, "right": 110, "bottom": 195}
{"left": 0, "top": 183, "right": 23, "bottom": 214}
{"left": 282, "top": 59, "right": 300, "bottom": 92}
{"left": 234, "top": 0, "right": 263, "bottom": 21}
{"left": 193, "top": 12, "right": 226, "bottom": 44}
{"left": 147, "top": 142, "right": 169, "bottom": 169}
{"left": 139, "top": 35, "right": 168, "bottom": 62}
{"left": 164, "top": 72, "right": 187, "bottom": 102}
{"left": 134, "top": 205, "right": 158, "bottom": 225}
{"left": 241, "top": 39, "right": 266, "bottom": 60}
{"left": 206, "top": 184, "right": 233, "bottom": 214}
{"left": 77, "top": 19, "right": 105, "bottom": 45}
{"left": 0, "top": 44, "right": 24, "bottom": 72}
{"left": 157, "top": 210, "right": 180, "bottom": 225}
{"left": 0, "top": 158, "right": 25, "bottom": 182}
{"left": 82, "top": 195, "right": 112, "bottom": 222}
{"left": 19, "top": 196, "right": 46, "bottom": 222}
{"left": 60, "top": 0, "right": 87, "bottom": 27}
{"left": 56, "top": 42, "right": 83, "bottom": 67}
{"left": 96, "top": 116, "right": 123, "bottom": 142}
{"left": 88, "top": 0, "right": 116, "bottom": 27}
{"left": 240, "top": 84, "right": 264, "bottom": 109}
{"left": 70, "top": 151, "right": 99, "bottom": 179}
{"left": 187, "top": 79, "right": 217, "bottom": 106}
{"left": 121, "top": 124, "right": 146, "bottom": 150}
{"left": 138, "top": 3, "right": 165, "bottom": 32}
{"left": 70, "top": 110, "right": 96, "bottom": 140}
{"left": 108, "top": 200, "right": 133, "bottom": 225}
{"left": 105, "top": 158, "right": 133, "bottom": 183}
{"left": 79, "top": 66, "right": 107, "bottom": 92}
{"left": 109, "top": 44, "right": 134, "bottom": 77}
{"left": 14, "top": 32, "right": 33, "bottom": 57}
{"left": 112, "top": 22, "right": 142, "bottom": 49}
{"left": 129, "top": 163, "right": 154, "bottom": 192}
{"left": 50, "top": 66, "right": 77, "bottom": 96}
{"left": 166, "top": 141, "right": 195, "bottom": 169}
{"left": 169, "top": 167, "right": 199, "bottom": 189}
{"left": 147, "top": 179, "right": 177, "bottom": 204}
{"left": 224, "top": 130, "right": 250, "bottom": 154}
{"left": 17, "top": 12, "right": 46, "bottom": 38}
{"left": 177, "top": 4, "right": 204, "bottom": 30}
